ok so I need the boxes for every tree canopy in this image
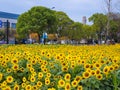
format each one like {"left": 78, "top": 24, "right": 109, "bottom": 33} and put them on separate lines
{"left": 89, "top": 13, "right": 108, "bottom": 43}
{"left": 16, "top": 5, "right": 120, "bottom": 44}
{"left": 54, "top": 11, "right": 74, "bottom": 37}
{"left": 17, "top": 6, "right": 57, "bottom": 43}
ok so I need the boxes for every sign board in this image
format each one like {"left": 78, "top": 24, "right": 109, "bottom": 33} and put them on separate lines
{"left": 0, "top": 20, "right": 2, "bottom": 28}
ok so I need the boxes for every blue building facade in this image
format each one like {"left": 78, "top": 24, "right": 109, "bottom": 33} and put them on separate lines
{"left": 0, "top": 11, "right": 19, "bottom": 44}
{"left": 0, "top": 11, "right": 19, "bottom": 29}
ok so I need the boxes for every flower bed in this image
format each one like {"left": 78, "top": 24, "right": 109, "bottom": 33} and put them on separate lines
{"left": 0, "top": 44, "right": 120, "bottom": 90}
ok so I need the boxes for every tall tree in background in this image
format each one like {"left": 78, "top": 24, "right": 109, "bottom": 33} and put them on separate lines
{"left": 55, "top": 11, "right": 74, "bottom": 37}
{"left": 17, "top": 6, "right": 57, "bottom": 43}
{"left": 17, "top": 12, "right": 29, "bottom": 39}
{"left": 89, "top": 13, "right": 107, "bottom": 44}
{"left": 67, "top": 22, "right": 83, "bottom": 40}
{"left": 82, "top": 25, "right": 97, "bottom": 40}
{"left": 110, "top": 13, "right": 120, "bottom": 42}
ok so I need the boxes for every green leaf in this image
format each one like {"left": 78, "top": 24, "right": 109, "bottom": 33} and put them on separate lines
{"left": 116, "top": 70, "right": 120, "bottom": 80}
{"left": 95, "top": 83, "right": 100, "bottom": 89}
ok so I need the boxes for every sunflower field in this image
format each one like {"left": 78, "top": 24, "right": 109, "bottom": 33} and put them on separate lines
{"left": 0, "top": 44, "right": 120, "bottom": 90}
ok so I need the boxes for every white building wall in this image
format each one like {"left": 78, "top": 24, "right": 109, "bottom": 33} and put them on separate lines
{"left": 0, "top": 17, "right": 17, "bottom": 28}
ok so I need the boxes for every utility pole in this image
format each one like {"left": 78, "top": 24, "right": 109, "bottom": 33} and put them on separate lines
{"left": 6, "top": 20, "right": 9, "bottom": 44}
{"left": 106, "top": 0, "right": 111, "bottom": 43}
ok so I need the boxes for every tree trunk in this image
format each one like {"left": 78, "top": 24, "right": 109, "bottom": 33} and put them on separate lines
{"left": 37, "top": 33, "right": 41, "bottom": 44}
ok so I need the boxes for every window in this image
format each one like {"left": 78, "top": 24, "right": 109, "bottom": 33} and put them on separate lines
{"left": 11, "top": 23, "right": 16, "bottom": 29}
{"left": 3, "top": 22, "right": 7, "bottom": 28}
{"left": 0, "top": 20, "right": 2, "bottom": 28}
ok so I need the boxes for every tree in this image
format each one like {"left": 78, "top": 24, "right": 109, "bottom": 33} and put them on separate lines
{"left": 89, "top": 13, "right": 107, "bottom": 44}
{"left": 17, "top": 12, "right": 30, "bottom": 39}
{"left": 82, "top": 25, "right": 96, "bottom": 39}
{"left": 110, "top": 13, "right": 120, "bottom": 42}
{"left": 17, "top": 6, "right": 57, "bottom": 43}
{"left": 55, "top": 11, "right": 74, "bottom": 37}
{"left": 67, "top": 22, "right": 83, "bottom": 40}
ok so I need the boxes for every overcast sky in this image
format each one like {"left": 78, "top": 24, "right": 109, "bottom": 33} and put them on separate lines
{"left": 0, "top": 0, "right": 118, "bottom": 24}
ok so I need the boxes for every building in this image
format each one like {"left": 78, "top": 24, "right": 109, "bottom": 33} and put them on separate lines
{"left": 0, "top": 11, "right": 19, "bottom": 44}
{"left": 0, "top": 11, "right": 19, "bottom": 29}
{"left": 82, "top": 16, "right": 87, "bottom": 25}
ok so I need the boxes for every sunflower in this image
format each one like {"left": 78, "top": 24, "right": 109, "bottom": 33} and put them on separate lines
{"left": 7, "top": 68, "right": 12, "bottom": 73}
{"left": 46, "top": 73, "right": 51, "bottom": 78}
{"left": 0, "top": 83, "right": 2, "bottom": 89}
{"left": 38, "top": 59, "right": 43, "bottom": 65}
{"left": 91, "top": 70, "right": 95, "bottom": 76}
{"left": 46, "top": 52, "right": 51, "bottom": 59}
{"left": 0, "top": 54, "right": 4, "bottom": 59}
{"left": 80, "top": 60, "right": 85, "bottom": 65}
{"left": 37, "top": 81, "right": 42, "bottom": 87}
{"left": 62, "top": 62, "right": 67, "bottom": 67}
{"left": 3, "top": 86, "right": 11, "bottom": 90}
{"left": 6, "top": 76, "right": 13, "bottom": 83}
{"left": 1, "top": 61, "right": 7, "bottom": 67}
{"left": 95, "top": 69, "right": 101, "bottom": 75}
{"left": 109, "top": 65, "right": 114, "bottom": 71}
{"left": 71, "top": 80, "right": 78, "bottom": 88}
{"left": 84, "top": 63, "right": 90, "bottom": 69}
{"left": 48, "top": 87, "right": 56, "bottom": 90}
{"left": 38, "top": 72, "right": 43, "bottom": 79}
{"left": 5, "top": 57, "right": 10, "bottom": 62}
{"left": 50, "top": 82, "right": 55, "bottom": 87}
{"left": 27, "top": 63, "right": 32, "bottom": 69}
{"left": 42, "top": 68, "right": 48, "bottom": 73}
{"left": 25, "top": 85, "right": 32, "bottom": 90}
{"left": 58, "top": 79, "right": 65, "bottom": 87}
{"left": 71, "top": 64, "right": 75, "bottom": 68}
{"left": 64, "top": 73, "right": 71, "bottom": 82}
{"left": 30, "top": 59, "right": 37, "bottom": 65}
{"left": 41, "top": 64, "right": 46, "bottom": 70}
{"left": 0, "top": 73, "right": 3, "bottom": 81}
{"left": 99, "top": 60, "right": 105, "bottom": 64}
{"left": 65, "top": 82, "right": 71, "bottom": 90}
{"left": 22, "top": 77, "right": 27, "bottom": 83}
{"left": 30, "top": 76, "right": 36, "bottom": 82}
{"left": 82, "top": 71, "right": 91, "bottom": 79}
{"left": 96, "top": 74, "right": 103, "bottom": 80}
{"left": 43, "top": 61, "right": 48, "bottom": 66}
{"left": 74, "top": 76, "right": 81, "bottom": 83}
{"left": 62, "top": 66, "right": 68, "bottom": 72}
{"left": 114, "top": 64, "right": 119, "bottom": 70}
{"left": 41, "top": 50, "right": 46, "bottom": 56}
{"left": 1, "top": 81, "right": 7, "bottom": 87}
{"left": 77, "top": 85, "right": 83, "bottom": 90}
{"left": 103, "top": 66, "right": 110, "bottom": 75}
{"left": 32, "top": 85, "right": 37, "bottom": 90}
{"left": 55, "top": 54, "right": 60, "bottom": 60}
{"left": 45, "top": 79, "right": 50, "bottom": 85}
{"left": 14, "top": 84, "right": 19, "bottom": 90}
{"left": 94, "top": 63, "right": 101, "bottom": 69}
{"left": 21, "top": 83, "right": 26, "bottom": 88}
{"left": 30, "top": 67, "right": 35, "bottom": 73}
{"left": 12, "top": 64, "right": 19, "bottom": 71}
{"left": 11, "top": 58, "right": 18, "bottom": 64}
{"left": 20, "top": 67, "right": 24, "bottom": 72}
